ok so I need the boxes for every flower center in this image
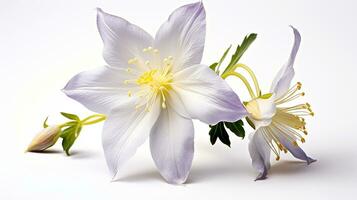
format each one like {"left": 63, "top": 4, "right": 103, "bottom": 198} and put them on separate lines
{"left": 124, "top": 47, "right": 174, "bottom": 111}
{"left": 245, "top": 94, "right": 277, "bottom": 127}
{"left": 253, "top": 82, "right": 314, "bottom": 161}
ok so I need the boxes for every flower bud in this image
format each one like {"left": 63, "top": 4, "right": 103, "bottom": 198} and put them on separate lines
{"left": 26, "top": 125, "right": 61, "bottom": 152}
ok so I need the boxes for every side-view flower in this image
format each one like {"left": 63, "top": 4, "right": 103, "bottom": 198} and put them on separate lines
{"left": 244, "top": 27, "right": 316, "bottom": 180}
{"left": 62, "top": 2, "right": 246, "bottom": 184}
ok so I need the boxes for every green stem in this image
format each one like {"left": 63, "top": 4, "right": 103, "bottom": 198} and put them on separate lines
{"left": 59, "top": 121, "right": 77, "bottom": 128}
{"left": 221, "top": 71, "right": 256, "bottom": 99}
{"left": 81, "top": 114, "right": 107, "bottom": 125}
{"left": 234, "top": 63, "right": 261, "bottom": 96}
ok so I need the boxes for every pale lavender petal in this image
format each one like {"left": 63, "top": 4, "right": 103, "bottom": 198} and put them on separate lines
{"left": 270, "top": 26, "right": 301, "bottom": 99}
{"left": 173, "top": 64, "right": 247, "bottom": 124}
{"left": 154, "top": 2, "right": 206, "bottom": 73}
{"left": 279, "top": 137, "right": 317, "bottom": 164}
{"left": 102, "top": 99, "right": 161, "bottom": 180}
{"left": 248, "top": 129, "right": 271, "bottom": 181}
{"left": 62, "top": 66, "right": 135, "bottom": 114}
{"left": 150, "top": 107, "right": 194, "bottom": 184}
{"left": 97, "top": 8, "right": 153, "bottom": 69}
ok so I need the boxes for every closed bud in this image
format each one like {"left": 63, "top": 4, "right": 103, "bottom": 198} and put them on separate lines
{"left": 26, "top": 125, "right": 61, "bottom": 152}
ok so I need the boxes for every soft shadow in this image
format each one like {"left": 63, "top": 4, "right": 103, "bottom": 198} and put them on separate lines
{"left": 269, "top": 160, "right": 317, "bottom": 175}
{"left": 187, "top": 164, "right": 244, "bottom": 184}
{"left": 26, "top": 149, "right": 62, "bottom": 154}
{"left": 118, "top": 170, "right": 162, "bottom": 182}
{"left": 69, "top": 150, "right": 101, "bottom": 159}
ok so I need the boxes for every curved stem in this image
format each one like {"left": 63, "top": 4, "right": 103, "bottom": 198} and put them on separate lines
{"left": 221, "top": 71, "right": 256, "bottom": 98}
{"left": 82, "top": 114, "right": 107, "bottom": 125}
{"left": 58, "top": 121, "right": 77, "bottom": 128}
{"left": 233, "top": 63, "right": 261, "bottom": 96}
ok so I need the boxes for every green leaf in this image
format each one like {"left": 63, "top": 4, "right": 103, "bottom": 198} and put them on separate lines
{"left": 223, "top": 33, "right": 257, "bottom": 74}
{"left": 60, "top": 123, "right": 82, "bottom": 156}
{"left": 209, "top": 124, "right": 219, "bottom": 145}
{"left": 216, "top": 45, "right": 232, "bottom": 71}
{"left": 60, "top": 112, "right": 79, "bottom": 121}
{"left": 43, "top": 117, "right": 49, "bottom": 128}
{"left": 208, "top": 122, "right": 231, "bottom": 147}
{"left": 209, "top": 62, "right": 218, "bottom": 72}
{"left": 246, "top": 117, "right": 256, "bottom": 130}
{"left": 224, "top": 120, "right": 245, "bottom": 138}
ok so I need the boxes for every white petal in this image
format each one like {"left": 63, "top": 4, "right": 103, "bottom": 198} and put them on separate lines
{"left": 97, "top": 8, "right": 154, "bottom": 69}
{"left": 154, "top": 2, "right": 206, "bottom": 72}
{"left": 270, "top": 26, "right": 301, "bottom": 99}
{"left": 62, "top": 66, "right": 135, "bottom": 114}
{"left": 278, "top": 135, "right": 317, "bottom": 164}
{"left": 150, "top": 108, "right": 194, "bottom": 184}
{"left": 102, "top": 98, "right": 161, "bottom": 180}
{"left": 173, "top": 64, "right": 247, "bottom": 124}
{"left": 248, "top": 129, "right": 271, "bottom": 180}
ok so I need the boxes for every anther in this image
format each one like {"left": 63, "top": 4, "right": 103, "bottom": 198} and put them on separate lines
{"left": 301, "top": 138, "right": 305, "bottom": 143}
{"left": 310, "top": 112, "right": 315, "bottom": 116}
{"left": 162, "top": 102, "right": 166, "bottom": 109}
{"left": 278, "top": 143, "right": 284, "bottom": 151}
{"left": 128, "top": 90, "right": 132, "bottom": 97}
{"left": 301, "top": 92, "right": 305, "bottom": 96}
{"left": 145, "top": 61, "right": 150, "bottom": 66}
{"left": 276, "top": 156, "right": 280, "bottom": 161}
{"left": 297, "top": 82, "right": 302, "bottom": 89}
{"left": 126, "top": 68, "right": 132, "bottom": 73}
{"left": 292, "top": 141, "right": 298, "bottom": 146}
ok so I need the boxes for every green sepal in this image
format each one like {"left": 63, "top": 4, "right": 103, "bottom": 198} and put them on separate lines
{"left": 60, "top": 122, "right": 82, "bottom": 156}
{"left": 260, "top": 93, "right": 273, "bottom": 99}
{"left": 209, "top": 62, "right": 218, "bottom": 72}
{"left": 224, "top": 120, "right": 245, "bottom": 138}
{"left": 246, "top": 117, "right": 256, "bottom": 130}
{"left": 223, "top": 33, "right": 257, "bottom": 74}
{"left": 43, "top": 117, "right": 49, "bottom": 128}
{"left": 60, "top": 112, "right": 80, "bottom": 121}
{"left": 209, "top": 122, "right": 231, "bottom": 147}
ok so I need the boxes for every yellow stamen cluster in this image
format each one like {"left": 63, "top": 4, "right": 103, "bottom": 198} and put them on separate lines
{"left": 261, "top": 82, "right": 314, "bottom": 160}
{"left": 124, "top": 47, "right": 174, "bottom": 111}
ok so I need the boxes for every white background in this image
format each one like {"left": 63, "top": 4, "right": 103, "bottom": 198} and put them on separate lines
{"left": 1, "top": 0, "right": 356, "bottom": 199}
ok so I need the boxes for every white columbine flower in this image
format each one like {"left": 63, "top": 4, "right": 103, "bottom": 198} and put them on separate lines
{"left": 63, "top": 2, "right": 246, "bottom": 184}
{"left": 246, "top": 27, "right": 316, "bottom": 180}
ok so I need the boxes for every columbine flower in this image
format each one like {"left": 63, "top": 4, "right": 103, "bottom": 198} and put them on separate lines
{"left": 62, "top": 2, "right": 246, "bottom": 184}
{"left": 246, "top": 27, "right": 316, "bottom": 180}
{"left": 27, "top": 125, "right": 61, "bottom": 152}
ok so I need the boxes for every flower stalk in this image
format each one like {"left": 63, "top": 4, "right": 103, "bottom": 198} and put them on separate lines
{"left": 221, "top": 63, "right": 261, "bottom": 99}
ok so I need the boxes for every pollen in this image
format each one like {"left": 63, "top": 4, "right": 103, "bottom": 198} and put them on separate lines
{"left": 124, "top": 47, "right": 174, "bottom": 111}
